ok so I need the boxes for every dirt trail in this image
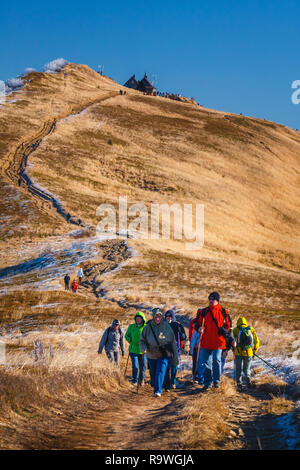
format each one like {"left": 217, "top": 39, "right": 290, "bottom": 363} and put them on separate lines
{"left": 26, "top": 370, "right": 286, "bottom": 450}
{"left": 1, "top": 91, "right": 119, "bottom": 226}
{"left": 54, "top": 248, "right": 289, "bottom": 450}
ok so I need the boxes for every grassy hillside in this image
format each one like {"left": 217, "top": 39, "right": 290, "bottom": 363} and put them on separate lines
{"left": 24, "top": 68, "right": 300, "bottom": 272}
{"left": 0, "top": 63, "right": 299, "bottom": 450}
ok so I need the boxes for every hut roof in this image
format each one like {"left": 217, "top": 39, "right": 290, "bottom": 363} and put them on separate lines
{"left": 124, "top": 75, "right": 139, "bottom": 89}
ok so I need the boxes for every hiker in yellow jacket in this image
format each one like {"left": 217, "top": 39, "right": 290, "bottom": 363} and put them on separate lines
{"left": 233, "top": 317, "right": 259, "bottom": 390}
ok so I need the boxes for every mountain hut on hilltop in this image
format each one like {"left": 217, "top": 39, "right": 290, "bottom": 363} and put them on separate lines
{"left": 136, "top": 73, "right": 155, "bottom": 95}
{"left": 124, "top": 73, "right": 156, "bottom": 95}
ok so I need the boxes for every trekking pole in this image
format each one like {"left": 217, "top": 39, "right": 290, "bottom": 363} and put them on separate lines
{"left": 124, "top": 350, "right": 130, "bottom": 377}
{"left": 193, "top": 339, "right": 200, "bottom": 382}
{"left": 178, "top": 332, "right": 183, "bottom": 379}
{"left": 136, "top": 353, "right": 145, "bottom": 394}
{"left": 193, "top": 327, "right": 203, "bottom": 382}
{"left": 254, "top": 353, "right": 278, "bottom": 371}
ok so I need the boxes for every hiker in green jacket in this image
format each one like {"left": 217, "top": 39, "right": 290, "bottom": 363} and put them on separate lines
{"left": 125, "top": 312, "right": 147, "bottom": 386}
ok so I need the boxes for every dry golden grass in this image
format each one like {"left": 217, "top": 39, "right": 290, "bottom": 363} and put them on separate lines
{"left": 0, "top": 312, "right": 132, "bottom": 449}
{"left": 0, "top": 63, "right": 131, "bottom": 249}
{"left": 180, "top": 378, "right": 237, "bottom": 449}
{"left": 267, "top": 395, "right": 295, "bottom": 415}
{"left": 25, "top": 82, "right": 300, "bottom": 273}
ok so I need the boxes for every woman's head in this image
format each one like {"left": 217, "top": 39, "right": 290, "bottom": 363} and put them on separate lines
{"left": 165, "top": 310, "right": 175, "bottom": 323}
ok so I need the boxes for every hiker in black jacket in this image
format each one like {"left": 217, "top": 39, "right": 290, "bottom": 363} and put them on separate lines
{"left": 163, "top": 310, "right": 186, "bottom": 389}
{"left": 64, "top": 273, "right": 70, "bottom": 290}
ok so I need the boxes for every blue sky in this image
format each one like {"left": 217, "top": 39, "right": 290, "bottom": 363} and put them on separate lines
{"left": 1, "top": 0, "right": 299, "bottom": 129}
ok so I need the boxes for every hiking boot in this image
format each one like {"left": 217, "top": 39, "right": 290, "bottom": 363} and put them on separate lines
{"left": 139, "top": 380, "right": 145, "bottom": 387}
{"left": 246, "top": 379, "right": 255, "bottom": 389}
{"left": 154, "top": 392, "right": 161, "bottom": 398}
{"left": 213, "top": 382, "right": 220, "bottom": 389}
{"left": 237, "top": 383, "right": 243, "bottom": 392}
{"left": 202, "top": 384, "right": 212, "bottom": 392}
{"left": 171, "top": 384, "right": 176, "bottom": 390}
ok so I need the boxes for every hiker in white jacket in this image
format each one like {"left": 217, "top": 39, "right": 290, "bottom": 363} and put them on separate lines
{"left": 77, "top": 267, "right": 84, "bottom": 283}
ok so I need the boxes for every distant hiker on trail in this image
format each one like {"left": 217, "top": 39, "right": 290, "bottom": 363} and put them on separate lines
{"left": 98, "top": 319, "right": 125, "bottom": 366}
{"left": 77, "top": 267, "right": 83, "bottom": 284}
{"left": 163, "top": 310, "right": 186, "bottom": 390}
{"left": 189, "top": 322, "right": 203, "bottom": 384}
{"left": 125, "top": 312, "right": 147, "bottom": 386}
{"left": 196, "top": 292, "right": 231, "bottom": 390}
{"left": 64, "top": 273, "right": 70, "bottom": 290}
{"left": 233, "top": 317, "right": 259, "bottom": 391}
{"left": 71, "top": 279, "right": 79, "bottom": 293}
{"left": 139, "top": 309, "right": 179, "bottom": 398}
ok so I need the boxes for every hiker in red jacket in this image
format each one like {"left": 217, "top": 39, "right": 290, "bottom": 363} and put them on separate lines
{"left": 71, "top": 279, "right": 79, "bottom": 293}
{"left": 196, "top": 292, "right": 231, "bottom": 390}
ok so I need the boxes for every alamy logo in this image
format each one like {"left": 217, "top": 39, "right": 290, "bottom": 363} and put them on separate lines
{"left": 291, "top": 80, "right": 300, "bottom": 104}
{"left": 96, "top": 196, "right": 204, "bottom": 250}
{"left": 0, "top": 80, "right": 5, "bottom": 103}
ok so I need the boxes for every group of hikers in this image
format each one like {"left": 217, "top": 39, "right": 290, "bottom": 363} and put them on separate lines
{"left": 98, "top": 291, "right": 260, "bottom": 396}
{"left": 64, "top": 267, "right": 84, "bottom": 293}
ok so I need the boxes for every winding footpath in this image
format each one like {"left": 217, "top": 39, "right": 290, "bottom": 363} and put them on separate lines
{"left": 1, "top": 91, "right": 119, "bottom": 226}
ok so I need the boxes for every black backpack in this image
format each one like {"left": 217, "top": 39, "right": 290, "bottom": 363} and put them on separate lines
{"left": 198, "top": 307, "right": 230, "bottom": 339}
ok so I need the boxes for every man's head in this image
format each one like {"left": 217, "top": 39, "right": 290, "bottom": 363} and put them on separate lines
{"left": 208, "top": 291, "right": 220, "bottom": 306}
{"left": 112, "top": 319, "right": 120, "bottom": 329}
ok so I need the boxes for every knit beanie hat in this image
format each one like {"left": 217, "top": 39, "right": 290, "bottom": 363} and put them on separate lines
{"left": 208, "top": 291, "right": 220, "bottom": 302}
